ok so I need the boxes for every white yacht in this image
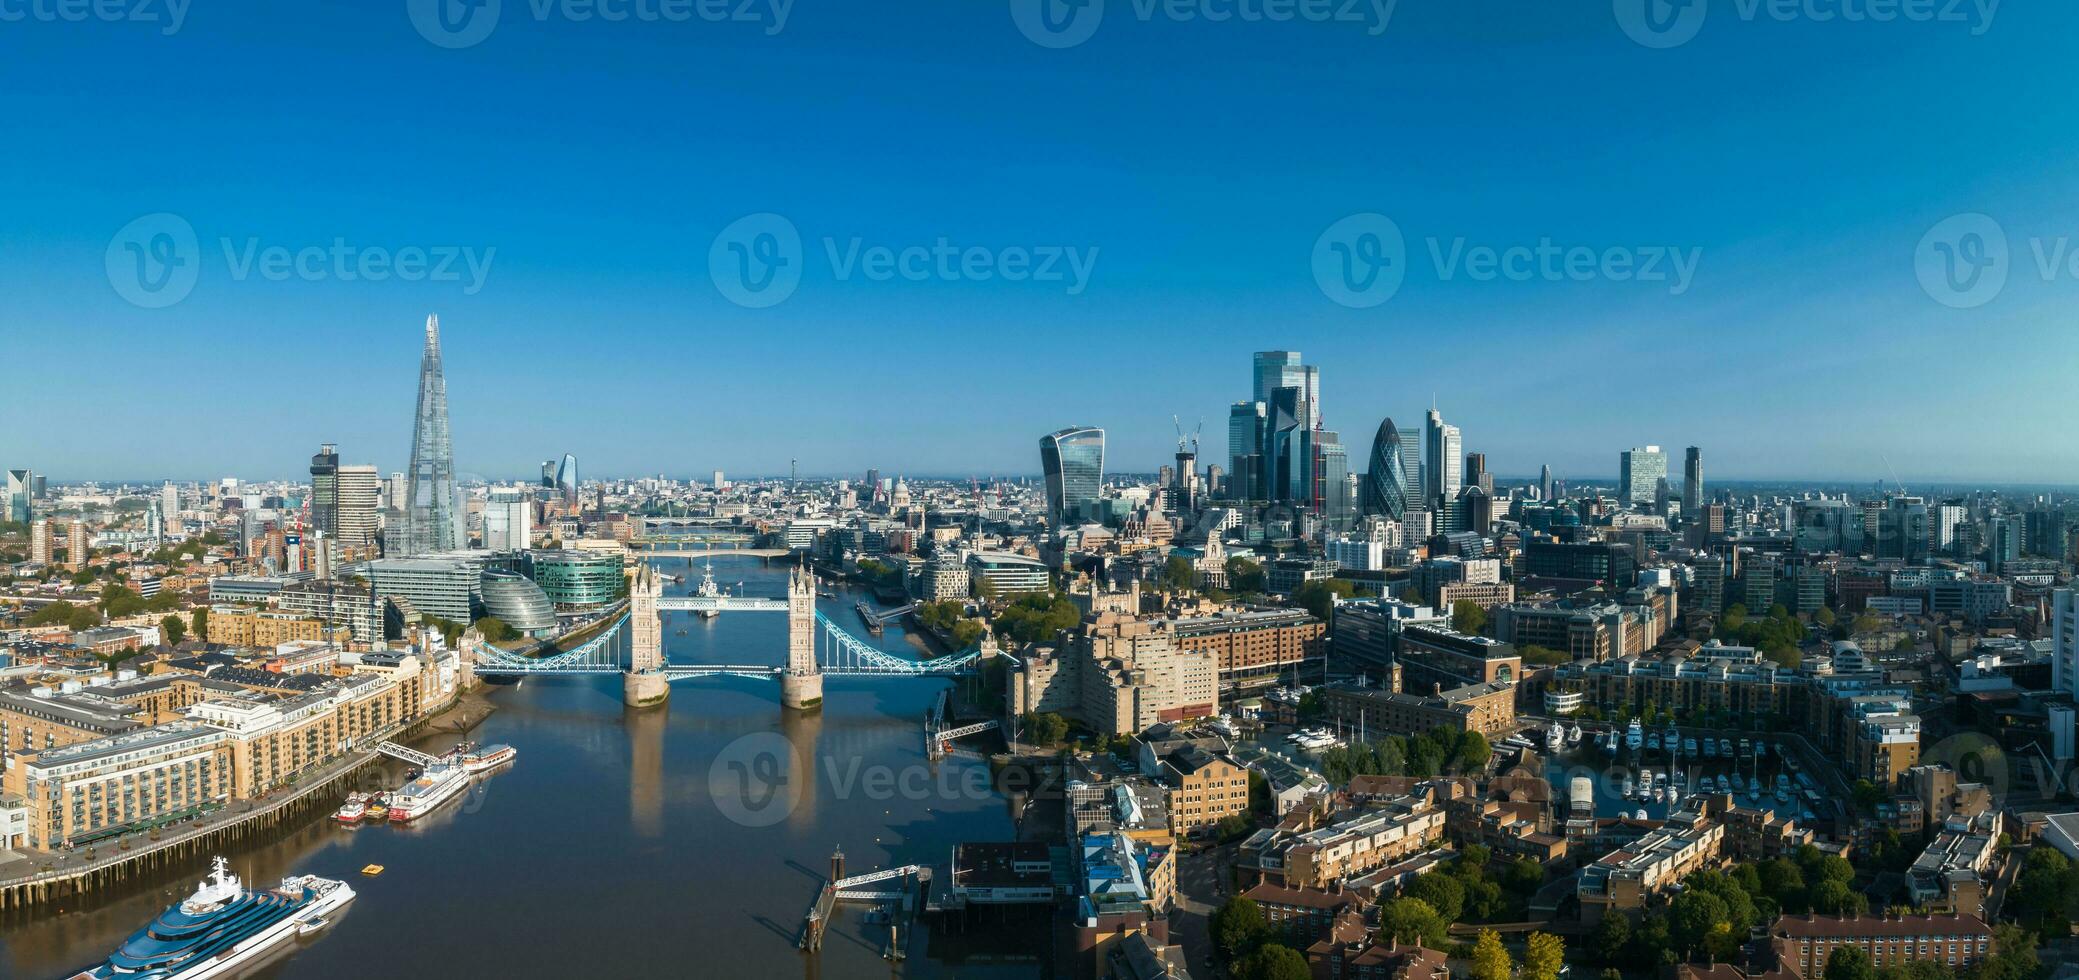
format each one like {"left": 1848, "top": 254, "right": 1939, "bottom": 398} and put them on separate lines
{"left": 1624, "top": 719, "right": 1644, "bottom": 752}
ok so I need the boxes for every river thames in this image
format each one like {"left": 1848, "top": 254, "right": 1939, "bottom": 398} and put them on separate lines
{"left": 0, "top": 556, "right": 1049, "bottom": 978}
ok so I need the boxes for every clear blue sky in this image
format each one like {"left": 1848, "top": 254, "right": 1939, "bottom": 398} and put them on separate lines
{"left": 6, "top": 0, "right": 2078, "bottom": 485}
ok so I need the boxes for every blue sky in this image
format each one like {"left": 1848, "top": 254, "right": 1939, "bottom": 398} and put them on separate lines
{"left": 5, "top": 0, "right": 2078, "bottom": 484}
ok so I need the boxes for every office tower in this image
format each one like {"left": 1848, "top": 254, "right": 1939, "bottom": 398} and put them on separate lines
{"left": 1227, "top": 401, "right": 1266, "bottom": 500}
{"left": 309, "top": 443, "right": 340, "bottom": 540}
{"left": 713, "top": 469, "right": 726, "bottom": 491}
{"left": 31, "top": 476, "right": 44, "bottom": 500}
{"left": 1252, "top": 351, "right": 1305, "bottom": 409}
{"left": 1538, "top": 464, "right": 1553, "bottom": 501}
{"left": 2027, "top": 509, "right": 2069, "bottom": 559}
{"left": 400, "top": 314, "right": 461, "bottom": 555}
{"left": 66, "top": 520, "right": 88, "bottom": 571}
{"left": 336, "top": 465, "right": 381, "bottom": 554}
{"left": 30, "top": 519, "right": 50, "bottom": 564}
{"left": 551, "top": 453, "right": 579, "bottom": 507}
{"left": 540, "top": 460, "right": 558, "bottom": 489}
{"left": 1360, "top": 418, "right": 1412, "bottom": 521}
{"left": 1422, "top": 407, "right": 1461, "bottom": 509}
{"left": 1932, "top": 503, "right": 1968, "bottom": 554}
{"left": 1619, "top": 446, "right": 1666, "bottom": 506}
{"left": 484, "top": 487, "right": 535, "bottom": 551}
{"left": 147, "top": 501, "right": 163, "bottom": 541}
{"left": 1991, "top": 515, "right": 2024, "bottom": 572}
{"left": 387, "top": 472, "right": 407, "bottom": 511}
{"left": 1266, "top": 387, "right": 1312, "bottom": 502}
{"left": 1682, "top": 447, "right": 1703, "bottom": 515}
{"left": 1039, "top": 426, "right": 1105, "bottom": 529}
{"left": 1171, "top": 444, "right": 1198, "bottom": 513}
{"left": 1465, "top": 452, "right": 1491, "bottom": 494}
{"left": 161, "top": 482, "right": 179, "bottom": 533}
{"left": 5, "top": 469, "right": 31, "bottom": 524}
{"left": 1313, "top": 433, "right": 1352, "bottom": 532}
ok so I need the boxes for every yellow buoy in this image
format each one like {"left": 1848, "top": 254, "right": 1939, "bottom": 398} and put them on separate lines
{"left": 360, "top": 864, "right": 385, "bottom": 876}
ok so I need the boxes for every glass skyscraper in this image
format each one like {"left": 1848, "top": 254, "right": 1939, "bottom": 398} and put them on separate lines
{"left": 400, "top": 315, "right": 461, "bottom": 555}
{"left": 5, "top": 469, "right": 31, "bottom": 524}
{"left": 1619, "top": 446, "right": 1667, "bottom": 506}
{"left": 556, "top": 453, "right": 579, "bottom": 506}
{"left": 1039, "top": 426, "right": 1105, "bottom": 529}
{"left": 309, "top": 443, "right": 339, "bottom": 540}
{"left": 1361, "top": 418, "right": 1411, "bottom": 521}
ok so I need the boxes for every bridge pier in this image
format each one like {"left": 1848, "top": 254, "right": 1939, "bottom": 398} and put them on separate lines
{"left": 624, "top": 671, "right": 670, "bottom": 708}
{"left": 784, "top": 563, "right": 824, "bottom": 711}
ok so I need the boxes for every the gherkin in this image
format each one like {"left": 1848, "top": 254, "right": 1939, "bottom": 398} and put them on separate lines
{"left": 1361, "top": 417, "right": 1410, "bottom": 521}
{"left": 400, "top": 314, "right": 460, "bottom": 555}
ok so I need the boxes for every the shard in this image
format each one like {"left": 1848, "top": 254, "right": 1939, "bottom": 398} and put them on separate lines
{"left": 400, "top": 314, "right": 460, "bottom": 555}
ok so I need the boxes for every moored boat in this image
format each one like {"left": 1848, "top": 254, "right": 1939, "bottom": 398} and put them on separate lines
{"left": 387, "top": 762, "right": 471, "bottom": 822}
{"left": 460, "top": 743, "right": 517, "bottom": 773}
{"left": 68, "top": 856, "right": 354, "bottom": 980}
{"left": 333, "top": 793, "right": 367, "bottom": 824}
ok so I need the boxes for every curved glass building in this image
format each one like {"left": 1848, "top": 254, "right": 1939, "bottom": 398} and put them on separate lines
{"left": 1039, "top": 426, "right": 1104, "bottom": 529}
{"left": 1361, "top": 418, "right": 1411, "bottom": 521}
{"left": 480, "top": 570, "right": 556, "bottom": 634}
{"left": 522, "top": 550, "right": 625, "bottom": 610}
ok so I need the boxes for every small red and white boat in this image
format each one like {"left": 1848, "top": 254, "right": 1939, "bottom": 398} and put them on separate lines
{"left": 333, "top": 793, "right": 368, "bottom": 824}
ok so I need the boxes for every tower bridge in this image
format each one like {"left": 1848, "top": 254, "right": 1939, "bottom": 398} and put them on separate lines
{"left": 465, "top": 561, "right": 993, "bottom": 709}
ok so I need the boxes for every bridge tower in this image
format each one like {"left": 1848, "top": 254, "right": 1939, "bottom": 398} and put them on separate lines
{"left": 781, "top": 563, "right": 823, "bottom": 710}
{"left": 624, "top": 561, "right": 670, "bottom": 708}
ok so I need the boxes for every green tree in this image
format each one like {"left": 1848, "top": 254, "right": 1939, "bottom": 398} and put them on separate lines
{"left": 190, "top": 605, "right": 210, "bottom": 641}
{"left": 473, "top": 616, "right": 513, "bottom": 643}
{"left": 1452, "top": 599, "right": 1488, "bottom": 636}
{"left": 1235, "top": 944, "right": 1310, "bottom": 980}
{"left": 1589, "top": 912, "right": 1631, "bottom": 966}
{"left": 1519, "top": 644, "right": 1570, "bottom": 666}
{"left": 159, "top": 614, "right": 187, "bottom": 646}
{"left": 1380, "top": 897, "right": 1451, "bottom": 948}
{"left": 1020, "top": 712, "right": 1070, "bottom": 746}
{"left": 1668, "top": 889, "right": 1732, "bottom": 958}
{"left": 1293, "top": 578, "right": 1357, "bottom": 621}
{"left": 1825, "top": 945, "right": 1877, "bottom": 980}
{"left": 1211, "top": 896, "right": 1273, "bottom": 963}
{"left": 1160, "top": 555, "right": 1198, "bottom": 593}
{"left": 1226, "top": 557, "right": 1267, "bottom": 594}
{"left": 1470, "top": 929, "right": 1512, "bottom": 980}
{"left": 1406, "top": 872, "right": 1466, "bottom": 922}
{"left": 1523, "top": 932, "right": 1565, "bottom": 980}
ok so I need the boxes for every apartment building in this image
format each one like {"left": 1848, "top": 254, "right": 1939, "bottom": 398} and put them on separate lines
{"left": 1240, "top": 794, "right": 1447, "bottom": 889}
{"left": 205, "top": 606, "right": 333, "bottom": 647}
{"left": 0, "top": 723, "right": 233, "bottom": 850}
{"left": 1577, "top": 813, "right": 1728, "bottom": 923}
{"left": 1772, "top": 913, "right": 1995, "bottom": 978}
{"left": 1008, "top": 611, "right": 1220, "bottom": 736}
{"left": 1152, "top": 743, "right": 1250, "bottom": 837}
{"left": 1168, "top": 607, "right": 1325, "bottom": 690}
{"left": 1316, "top": 680, "right": 1517, "bottom": 738}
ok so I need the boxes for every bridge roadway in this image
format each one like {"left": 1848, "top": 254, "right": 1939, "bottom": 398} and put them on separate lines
{"left": 633, "top": 547, "right": 792, "bottom": 558}
{"left": 468, "top": 608, "right": 988, "bottom": 678}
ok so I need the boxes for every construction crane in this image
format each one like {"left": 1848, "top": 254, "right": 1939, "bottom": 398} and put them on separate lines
{"left": 1172, "top": 415, "right": 1202, "bottom": 455}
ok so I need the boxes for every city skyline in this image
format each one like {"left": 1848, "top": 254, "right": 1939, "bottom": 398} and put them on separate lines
{"left": 9, "top": 6, "right": 2079, "bottom": 483}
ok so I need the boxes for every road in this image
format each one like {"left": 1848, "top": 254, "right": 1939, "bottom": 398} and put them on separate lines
{"left": 1173, "top": 842, "right": 1237, "bottom": 978}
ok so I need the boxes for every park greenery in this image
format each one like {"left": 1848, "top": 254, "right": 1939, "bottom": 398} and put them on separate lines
{"left": 1451, "top": 599, "right": 1487, "bottom": 636}
{"left": 1717, "top": 603, "right": 1808, "bottom": 668}
{"left": 1210, "top": 896, "right": 1310, "bottom": 980}
{"left": 1293, "top": 578, "right": 1359, "bottom": 622}
{"left": 992, "top": 592, "right": 1081, "bottom": 644}
{"left": 1315, "top": 727, "right": 1491, "bottom": 784}
{"left": 916, "top": 599, "right": 986, "bottom": 648}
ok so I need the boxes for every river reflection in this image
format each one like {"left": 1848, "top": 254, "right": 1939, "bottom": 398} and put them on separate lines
{"left": 0, "top": 557, "right": 1050, "bottom": 979}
